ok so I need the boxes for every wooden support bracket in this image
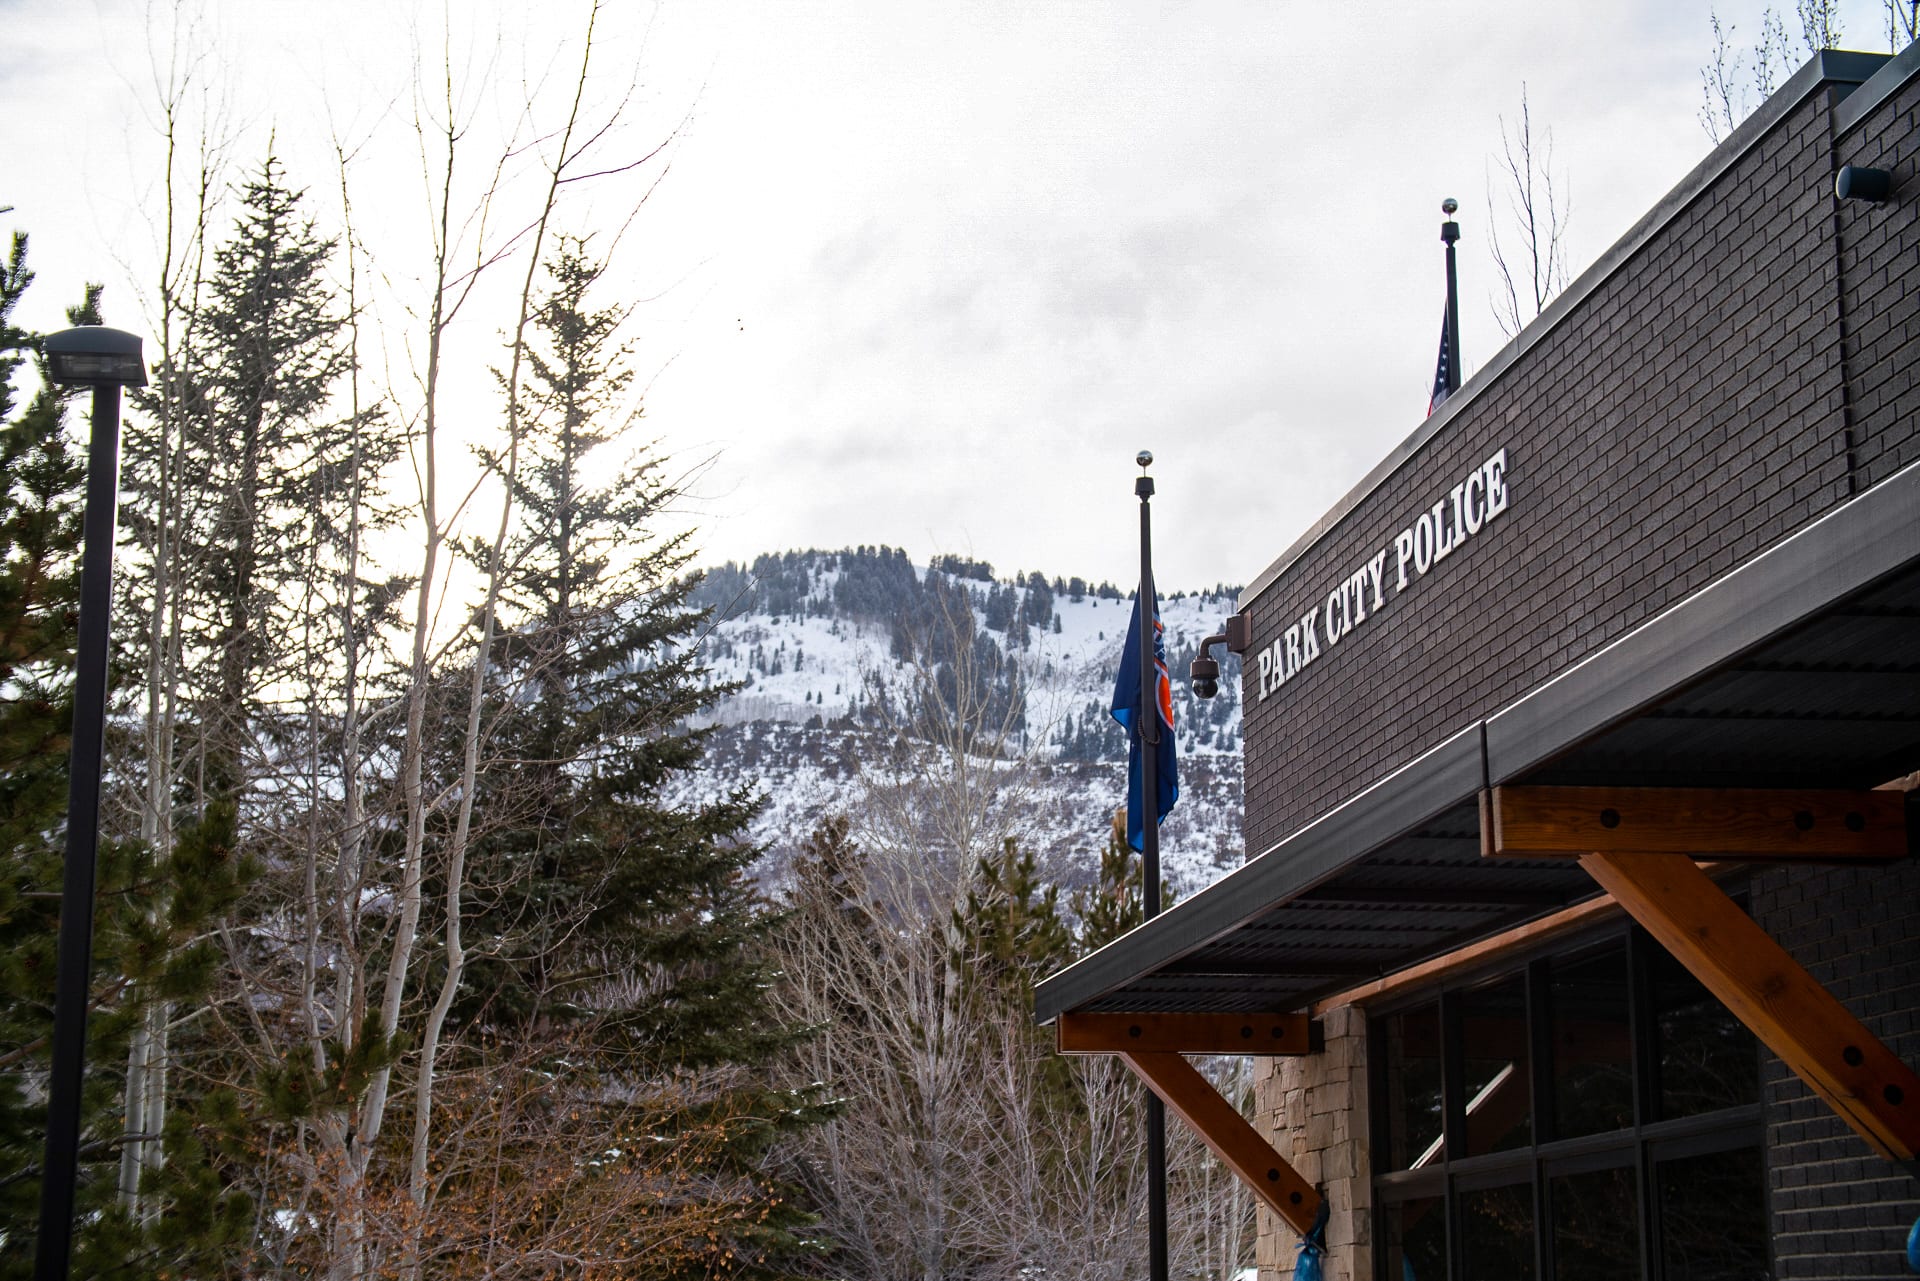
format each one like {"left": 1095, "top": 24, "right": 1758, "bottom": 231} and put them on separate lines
{"left": 1117, "top": 1049, "right": 1324, "bottom": 1235}
{"left": 1057, "top": 1011, "right": 1315, "bottom": 1056}
{"left": 1485, "top": 785, "right": 1909, "bottom": 861}
{"left": 1580, "top": 850, "right": 1920, "bottom": 1170}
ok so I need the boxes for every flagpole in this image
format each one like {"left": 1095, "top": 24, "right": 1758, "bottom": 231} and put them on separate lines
{"left": 1135, "top": 452, "right": 1169, "bottom": 1281}
{"left": 1442, "top": 197, "right": 1462, "bottom": 396}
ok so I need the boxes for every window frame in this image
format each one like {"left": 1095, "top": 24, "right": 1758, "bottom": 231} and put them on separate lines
{"left": 1368, "top": 917, "right": 1771, "bottom": 1281}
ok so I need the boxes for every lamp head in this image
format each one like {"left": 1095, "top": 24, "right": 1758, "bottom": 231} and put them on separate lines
{"left": 45, "top": 327, "right": 147, "bottom": 388}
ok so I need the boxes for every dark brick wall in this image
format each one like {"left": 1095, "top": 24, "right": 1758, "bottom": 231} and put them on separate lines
{"left": 1837, "top": 71, "right": 1920, "bottom": 492}
{"left": 1241, "top": 84, "right": 1865, "bottom": 858}
{"left": 1750, "top": 71, "right": 1920, "bottom": 1279}
{"left": 1749, "top": 857, "right": 1920, "bottom": 1278}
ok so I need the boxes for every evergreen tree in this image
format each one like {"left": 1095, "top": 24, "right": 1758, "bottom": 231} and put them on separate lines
{"left": 952, "top": 838, "right": 1072, "bottom": 1066}
{"left": 1070, "top": 814, "right": 1175, "bottom": 948}
{"left": 0, "top": 229, "right": 252, "bottom": 1280}
{"left": 451, "top": 238, "right": 829, "bottom": 1278}
{"left": 1019, "top": 571, "right": 1053, "bottom": 630}
{"left": 982, "top": 582, "right": 1015, "bottom": 632}
{"left": 107, "top": 156, "right": 365, "bottom": 1262}
{"left": 0, "top": 224, "right": 106, "bottom": 1281}
{"left": 181, "top": 154, "right": 358, "bottom": 792}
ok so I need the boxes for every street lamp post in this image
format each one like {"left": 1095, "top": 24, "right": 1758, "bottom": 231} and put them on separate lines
{"left": 34, "top": 326, "right": 146, "bottom": 1281}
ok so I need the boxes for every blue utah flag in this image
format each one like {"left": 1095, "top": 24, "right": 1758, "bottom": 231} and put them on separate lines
{"left": 1111, "top": 594, "right": 1179, "bottom": 851}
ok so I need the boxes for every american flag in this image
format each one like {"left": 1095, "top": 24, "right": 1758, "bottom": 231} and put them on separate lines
{"left": 1428, "top": 306, "right": 1452, "bottom": 416}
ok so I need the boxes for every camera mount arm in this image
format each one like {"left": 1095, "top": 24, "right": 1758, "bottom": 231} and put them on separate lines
{"left": 1189, "top": 613, "right": 1250, "bottom": 700}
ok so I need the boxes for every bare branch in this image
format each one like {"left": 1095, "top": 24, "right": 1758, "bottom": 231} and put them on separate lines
{"left": 1486, "top": 84, "right": 1570, "bottom": 340}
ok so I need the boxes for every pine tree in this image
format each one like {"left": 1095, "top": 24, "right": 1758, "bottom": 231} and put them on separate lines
{"left": 0, "top": 228, "right": 256, "bottom": 1280}
{"left": 445, "top": 238, "right": 829, "bottom": 1277}
{"left": 180, "top": 154, "right": 357, "bottom": 792}
{"left": 1071, "top": 813, "right": 1175, "bottom": 948}
{"left": 0, "top": 225, "right": 105, "bottom": 1281}
{"left": 106, "top": 156, "right": 365, "bottom": 1259}
{"left": 953, "top": 837, "right": 1072, "bottom": 1012}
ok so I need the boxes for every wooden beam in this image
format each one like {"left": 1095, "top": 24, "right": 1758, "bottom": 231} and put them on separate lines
{"left": 1311, "top": 892, "right": 1623, "bottom": 1015}
{"left": 1487, "top": 786, "right": 1908, "bottom": 861}
{"left": 1580, "top": 851, "right": 1920, "bottom": 1167}
{"left": 1117, "top": 1050, "right": 1323, "bottom": 1235}
{"left": 1310, "top": 861, "right": 1739, "bottom": 1016}
{"left": 1057, "top": 1012, "right": 1314, "bottom": 1055}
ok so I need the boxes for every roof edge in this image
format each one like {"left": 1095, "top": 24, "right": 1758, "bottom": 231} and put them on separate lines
{"left": 1834, "top": 37, "right": 1920, "bottom": 135}
{"left": 1239, "top": 48, "right": 1893, "bottom": 612}
{"left": 1032, "top": 722, "right": 1484, "bottom": 1024}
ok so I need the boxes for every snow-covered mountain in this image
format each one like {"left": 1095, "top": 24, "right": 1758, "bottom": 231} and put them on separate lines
{"left": 677, "top": 548, "right": 1246, "bottom": 900}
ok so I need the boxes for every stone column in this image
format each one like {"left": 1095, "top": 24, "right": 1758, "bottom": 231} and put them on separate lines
{"left": 1254, "top": 1004, "right": 1371, "bottom": 1281}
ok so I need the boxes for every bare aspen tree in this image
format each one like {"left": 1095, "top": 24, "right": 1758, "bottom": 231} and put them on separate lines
{"left": 1700, "top": 1, "right": 1862, "bottom": 143}
{"left": 1888, "top": 1, "right": 1919, "bottom": 48}
{"left": 859, "top": 580, "right": 1038, "bottom": 1281}
{"left": 1486, "top": 84, "right": 1569, "bottom": 339}
{"left": 1699, "top": 9, "right": 1752, "bottom": 143}
{"left": 328, "top": 22, "right": 510, "bottom": 1273}
{"left": 408, "top": 0, "right": 613, "bottom": 1216}
{"left": 780, "top": 805, "right": 1255, "bottom": 1281}
{"left": 1799, "top": 0, "right": 1843, "bottom": 51}
{"left": 116, "top": 7, "right": 230, "bottom": 1220}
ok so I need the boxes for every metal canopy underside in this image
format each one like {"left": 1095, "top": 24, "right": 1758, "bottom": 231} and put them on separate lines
{"left": 1033, "top": 462, "right": 1920, "bottom": 1024}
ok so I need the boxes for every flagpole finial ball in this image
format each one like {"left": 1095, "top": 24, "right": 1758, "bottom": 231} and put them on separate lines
{"left": 1442, "top": 197, "right": 1459, "bottom": 216}
{"left": 1137, "top": 450, "right": 1153, "bottom": 469}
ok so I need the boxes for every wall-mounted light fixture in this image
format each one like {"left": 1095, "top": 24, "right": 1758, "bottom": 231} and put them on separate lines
{"left": 1836, "top": 165, "right": 1893, "bottom": 203}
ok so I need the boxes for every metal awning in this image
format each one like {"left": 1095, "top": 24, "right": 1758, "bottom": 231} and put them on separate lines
{"left": 1035, "top": 458, "right": 1920, "bottom": 1023}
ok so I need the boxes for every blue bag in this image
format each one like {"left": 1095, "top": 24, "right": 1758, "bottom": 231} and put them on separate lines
{"left": 1294, "top": 1198, "right": 1330, "bottom": 1281}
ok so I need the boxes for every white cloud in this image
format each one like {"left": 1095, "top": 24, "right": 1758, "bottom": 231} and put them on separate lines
{"left": 1, "top": 0, "right": 1895, "bottom": 590}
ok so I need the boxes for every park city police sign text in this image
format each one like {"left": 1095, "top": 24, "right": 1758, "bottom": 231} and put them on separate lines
{"left": 1256, "top": 448, "right": 1510, "bottom": 701}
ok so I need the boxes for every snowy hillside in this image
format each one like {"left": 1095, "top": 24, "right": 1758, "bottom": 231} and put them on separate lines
{"left": 673, "top": 549, "right": 1247, "bottom": 900}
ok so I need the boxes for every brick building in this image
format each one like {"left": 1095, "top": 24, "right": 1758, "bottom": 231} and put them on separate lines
{"left": 1038, "top": 47, "right": 1920, "bottom": 1281}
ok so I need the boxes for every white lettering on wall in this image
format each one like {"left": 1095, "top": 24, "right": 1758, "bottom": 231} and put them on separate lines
{"left": 1254, "top": 447, "right": 1511, "bottom": 702}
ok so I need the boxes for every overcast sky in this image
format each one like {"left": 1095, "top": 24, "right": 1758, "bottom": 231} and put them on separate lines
{"left": 1, "top": 0, "right": 1902, "bottom": 590}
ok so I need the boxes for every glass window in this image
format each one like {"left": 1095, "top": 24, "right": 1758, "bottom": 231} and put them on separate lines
{"left": 1382, "top": 1195, "right": 1447, "bottom": 1281}
{"left": 1383, "top": 1003, "right": 1445, "bottom": 1170}
{"left": 1550, "top": 1164, "right": 1640, "bottom": 1281}
{"left": 1459, "top": 1182, "right": 1535, "bottom": 1281}
{"left": 1551, "top": 943, "right": 1635, "bottom": 1139}
{"left": 1370, "top": 925, "right": 1768, "bottom": 1281}
{"left": 1460, "top": 976, "right": 1532, "bottom": 1155}
{"left": 1649, "top": 942, "right": 1758, "bottom": 1120}
{"left": 1657, "top": 1145, "right": 1769, "bottom": 1281}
